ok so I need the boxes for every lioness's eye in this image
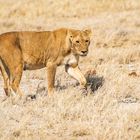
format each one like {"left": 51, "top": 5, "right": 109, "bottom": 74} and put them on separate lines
{"left": 85, "top": 40, "right": 89, "bottom": 43}
{"left": 76, "top": 40, "right": 79, "bottom": 43}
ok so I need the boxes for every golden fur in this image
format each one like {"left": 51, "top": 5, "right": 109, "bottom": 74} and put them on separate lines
{"left": 0, "top": 28, "right": 91, "bottom": 97}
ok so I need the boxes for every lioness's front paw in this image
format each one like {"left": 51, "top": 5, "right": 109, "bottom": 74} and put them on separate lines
{"left": 47, "top": 88, "right": 55, "bottom": 97}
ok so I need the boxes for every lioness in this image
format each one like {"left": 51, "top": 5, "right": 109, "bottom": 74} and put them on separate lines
{"left": 0, "top": 28, "right": 91, "bottom": 98}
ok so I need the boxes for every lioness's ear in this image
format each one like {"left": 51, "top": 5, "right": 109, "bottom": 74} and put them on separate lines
{"left": 67, "top": 30, "right": 73, "bottom": 45}
{"left": 67, "top": 29, "right": 74, "bottom": 39}
{"left": 67, "top": 30, "right": 73, "bottom": 47}
{"left": 84, "top": 29, "right": 92, "bottom": 37}
{"left": 67, "top": 29, "right": 78, "bottom": 39}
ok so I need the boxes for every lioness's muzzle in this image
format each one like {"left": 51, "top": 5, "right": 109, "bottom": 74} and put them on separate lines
{"left": 81, "top": 51, "right": 88, "bottom": 56}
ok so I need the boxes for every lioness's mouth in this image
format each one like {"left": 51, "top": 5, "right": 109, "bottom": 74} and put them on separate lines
{"left": 80, "top": 53, "right": 88, "bottom": 57}
{"left": 80, "top": 51, "right": 88, "bottom": 56}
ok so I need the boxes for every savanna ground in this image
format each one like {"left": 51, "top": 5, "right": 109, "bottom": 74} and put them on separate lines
{"left": 0, "top": 0, "right": 140, "bottom": 139}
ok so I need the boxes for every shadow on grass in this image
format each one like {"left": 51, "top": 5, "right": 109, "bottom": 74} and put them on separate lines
{"left": 55, "top": 74, "right": 105, "bottom": 94}
{"left": 86, "top": 75, "right": 105, "bottom": 93}
{"left": 35, "top": 73, "right": 105, "bottom": 95}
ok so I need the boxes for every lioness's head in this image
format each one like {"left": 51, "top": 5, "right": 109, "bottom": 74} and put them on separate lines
{"left": 68, "top": 29, "right": 92, "bottom": 56}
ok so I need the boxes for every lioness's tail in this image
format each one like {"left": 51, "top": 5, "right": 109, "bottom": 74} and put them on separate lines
{"left": 0, "top": 56, "right": 10, "bottom": 79}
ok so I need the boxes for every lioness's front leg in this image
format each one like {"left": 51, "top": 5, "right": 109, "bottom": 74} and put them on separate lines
{"left": 65, "top": 64, "right": 87, "bottom": 89}
{"left": 46, "top": 62, "right": 57, "bottom": 96}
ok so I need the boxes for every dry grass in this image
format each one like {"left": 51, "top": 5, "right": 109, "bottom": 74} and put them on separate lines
{"left": 0, "top": 0, "right": 140, "bottom": 140}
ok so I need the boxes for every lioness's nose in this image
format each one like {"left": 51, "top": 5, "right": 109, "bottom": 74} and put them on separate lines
{"left": 81, "top": 51, "right": 87, "bottom": 54}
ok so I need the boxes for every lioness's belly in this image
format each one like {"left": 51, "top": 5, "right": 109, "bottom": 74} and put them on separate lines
{"left": 23, "top": 54, "right": 46, "bottom": 70}
{"left": 23, "top": 62, "right": 45, "bottom": 70}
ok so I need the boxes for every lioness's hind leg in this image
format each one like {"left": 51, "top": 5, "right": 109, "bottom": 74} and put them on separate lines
{"left": 10, "top": 64, "right": 23, "bottom": 98}
{"left": 0, "top": 60, "right": 11, "bottom": 96}
{"left": 2, "top": 73, "right": 10, "bottom": 96}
